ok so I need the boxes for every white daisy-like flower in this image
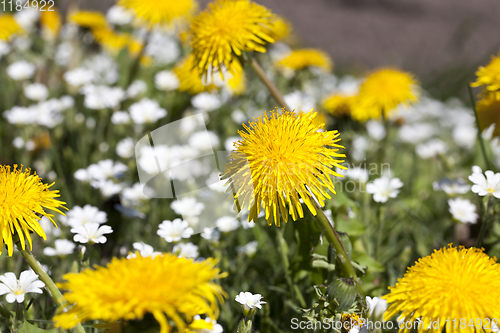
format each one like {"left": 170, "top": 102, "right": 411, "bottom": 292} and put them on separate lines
{"left": 122, "top": 183, "right": 154, "bottom": 204}
{"left": 469, "top": 167, "right": 500, "bottom": 198}
{"left": 365, "top": 296, "right": 387, "bottom": 318}
{"left": 366, "top": 120, "right": 386, "bottom": 141}
{"left": 24, "top": 83, "right": 49, "bottom": 101}
{"left": 432, "top": 178, "right": 470, "bottom": 196}
{"left": 171, "top": 197, "right": 205, "bottom": 217}
{"left": 126, "top": 242, "right": 161, "bottom": 259}
{"left": 0, "top": 270, "right": 44, "bottom": 303}
{"left": 116, "top": 137, "right": 135, "bottom": 159}
{"left": 216, "top": 216, "right": 240, "bottom": 233}
{"left": 129, "top": 98, "right": 167, "bottom": 124}
{"left": 106, "top": 5, "right": 135, "bottom": 25}
{"left": 237, "top": 241, "right": 258, "bottom": 257}
{"left": 74, "top": 169, "right": 90, "bottom": 182}
{"left": 7, "top": 61, "right": 35, "bottom": 81}
{"left": 235, "top": 291, "right": 266, "bottom": 316}
{"left": 448, "top": 198, "right": 478, "bottom": 224}
{"left": 43, "top": 239, "right": 76, "bottom": 256}
{"left": 0, "top": 40, "right": 11, "bottom": 57}
{"left": 345, "top": 167, "right": 369, "bottom": 183}
{"left": 87, "top": 159, "right": 127, "bottom": 180}
{"left": 155, "top": 70, "right": 180, "bottom": 91}
{"left": 191, "top": 93, "right": 222, "bottom": 112}
{"left": 126, "top": 80, "right": 147, "bottom": 98}
{"left": 193, "top": 315, "right": 223, "bottom": 333}
{"left": 366, "top": 176, "right": 403, "bottom": 203}
{"left": 188, "top": 130, "right": 220, "bottom": 151}
{"left": 71, "top": 222, "right": 113, "bottom": 244}
{"left": 416, "top": 139, "right": 448, "bottom": 159}
{"left": 283, "top": 91, "right": 315, "bottom": 112}
{"left": 173, "top": 242, "right": 199, "bottom": 258}
{"left": 201, "top": 227, "right": 220, "bottom": 243}
{"left": 64, "top": 205, "right": 108, "bottom": 227}
{"left": 111, "top": 111, "right": 131, "bottom": 125}
{"left": 81, "top": 85, "right": 125, "bottom": 110}
{"left": 64, "top": 68, "right": 95, "bottom": 88}
{"left": 90, "top": 179, "right": 123, "bottom": 197}
{"left": 157, "top": 219, "right": 194, "bottom": 243}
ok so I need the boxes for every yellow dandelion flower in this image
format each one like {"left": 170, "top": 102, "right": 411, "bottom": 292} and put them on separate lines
{"left": 383, "top": 245, "right": 500, "bottom": 333}
{"left": 221, "top": 109, "right": 346, "bottom": 226}
{"left": 323, "top": 93, "right": 356, "bottom": 117}
{"left": 190, "top": 0, "right": 275, "bottom": 79}
{"left": 0, "top": 15, "right": 23, "bottom": 41}
{"left": 175, "top": 54, "right": 219, "bottom": 94}
{"left": 341, "top": 313, "right": 363, "bottom": 333}
{"left": 119, "top": 0, "right": 196, "bottom": 27}
{"left": 277, "top": 48, "right": 332, "bottom": 72}
{"left": 40, "top": 9, "right": 61, "bottom": 38}
{"left": 472, "top": 54, "right": 500, "bottom": 100}
{"left": 0, "top": 165, "right": 65, "bottom": 256}
{"left": 476, "top": 93, "right": 500, "bottom": 138}
{"left": 92, "top": 27, "right": 131, "bottom": 54}
{"left": 53, "top": 254, "right": 226, "bottom": 333}
{"left": 268, "top": 15, "right": 292, "bottom": 42}
{"left": 351, "top": 68, "right": 418, "bottom": 122}
{"left": 128, "top": 38, "right": 153, "bottom": 66}
{"left": 69, "top": 11, "right": 108, "bottom": 29}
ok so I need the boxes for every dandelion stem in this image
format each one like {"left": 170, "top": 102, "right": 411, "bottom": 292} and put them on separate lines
{"left": 15, "top": 243, "right": 86, "bottom": 333}
{"left": 250, "top": 57, "right": 291, "bottom": 110}
{"left": 467, "top": 83, "right": 492, "bottom": 170}
{"left": 311, "top": 200, "right": 358, "bottom": 282}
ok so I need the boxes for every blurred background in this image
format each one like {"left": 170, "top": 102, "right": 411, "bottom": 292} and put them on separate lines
{"left": 71, "top": 0, "right": 500, "bottom": 100}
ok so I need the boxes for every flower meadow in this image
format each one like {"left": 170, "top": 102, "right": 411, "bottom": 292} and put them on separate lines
{"left": 1, "top": 1, "right": 500, "bottom": 332}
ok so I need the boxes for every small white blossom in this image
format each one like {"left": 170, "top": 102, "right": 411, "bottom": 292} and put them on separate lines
{"left": 235, "top": 292, "right": 266, "bottom": 316}
{"left": 237, "top": 241, "right": 258, "bottom": 256}
{"left": 126, "top": 80, "right": 147, "bottom": 98}
{"left": 64, "top": 68, "right": 94, "bottom": 88}
{"left": 432, "top": 178, "right": 470, "bottom": 196}
{"left": 87, "top": 159, "right": 127, "bottom": 180}
{"left": 127, "top": 242, "right": 161, "bottom": 259}
{"left": 155, "top": 70, "right": 180, "bottom": 91}
{"left": 0, "top": 270, "right": 44, "bottom": 303}
{"left": 173, "top": 242, "right": 199, "bottom": 258}
{"left": 24, "top": 83, "right": 49, "bottom": 101}
{"left": 157, "top": 219, "right": 194, "bottom": 243}
{"left": 416, "top": 139, "right": 447, "bottom": 159}
{"left": 345, "top": 167, "right": 369, "bottom": 183}
{"left": 191, "top": 93, "right": 222, "bottom": 112}
{"left": 201, "top": 228, "right": 220, "bottom": 242}
{"left": 171, "top": 197, "right": 205, "bottom": 216}
{"left": 189, "top": 130, "right": 220, "bottom": 151}
{"left": 216, "top": 216, "right": 240, "bottom": 232}
{"left": 106, "top": 5, "right": 135, "bottom": 25}
{"left": 129, "top": 98, "right": 167, "bottom": 124}
{"left": 81, "top": 85, "right": 125, "bottom": 110}
{"left": 469, "top": 167, "right": 500, "bottom": 198}
{"left": 283, "top": 91, "right": 315, "bottom": 112}
{"left": 43, "top": 239, "right": 76, "bottom": 256}
{"left": 366, "top": 176, "right": 403, "bottom": 203}
{"left": 64, "top": 205, "right": 108, "bottom": 227}
{"left": 7, "top": 61, "right": 35, "bottom": 81}
{"left": 111, "top": 111, "right": 131, "bottom": 124}
{"left": 91, "top": 180, "right": 123, "bottom": 197}
{"left": 71, "top": 222, "right": 113, "bottom": 244}
{"left": 448, "top": 198, "right": 478, "bottom": 224}
{"left": 116, "top": 137, "right": 135, "bottom": 158}
{"left": 366, "top": 120, "right": 386, "bottom": 141}
{"left": 365, "top": 296, "right": 387, "bottom": 318}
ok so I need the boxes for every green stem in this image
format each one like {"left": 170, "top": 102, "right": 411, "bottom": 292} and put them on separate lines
{"left": 311, "top": 200, "right": 358, "bottom": 282}
{"left": 467, "top": 83, "right": 492, "bottom": 170}
{"left": 16, "top": 244, "right": 86, "bottom": 333}
{"left": 250, "top": 57, "right": 290, "bottom": 111}
{"left": 376, "top": 206, "right": 385, "bottom": 259}
{"left": 126, "top": 29, "right": 151, "bottom": 87}
{"left": 476, "top": 196, "right": 492, "bottom": 247}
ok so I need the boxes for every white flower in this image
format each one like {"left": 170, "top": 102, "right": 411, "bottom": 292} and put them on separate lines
{"left": 224, "top": 136, "right": 240, "bottom": 152}
{"left": 366, "top": 176, "right": 403, "bottom": 203}
{"left": 235, "top": 292, "right": 266, "bottom": 315}
{"left": 241, "top": 220, "right": 256, "bottom": 229}
{"left": 157, "top": 219, "right": 194, "bottom": 243}
{"left": 126, "top": 80, "right": 147, "bottom": 98}
{"left": 129, "top": 98, "right": 167, "bottom": 124}
{"left": 145, "top": 31, "right": 180, "bottom": 64}
{"left": 398, "top": 123, "right": 436, "bottom": 143}
{"left": 0, "top": 40, "right": 11, "bottom": 57}
{"left": 81, "top": 85, "right": 125, "bottom": 110}
{"left": 432, "top": 178, "right": 470, "bottom": 195}
{"left": 469, "top": 168, "right": 500, "bottom": 198}
{"left": 283, "top": 91, "right": 315, "bottom": 112}
{"left": 39, "top": 216, "right": 62, "bottom": 239}
{"left": 14, "top": 9, "right": 40, "bottom": 31}
{"left": 173, "top": 242, "right": 199, "bottom": 258}
{"left": 71, "top": 222, "right": 113, "bottom": 244}
{"left": 7, "top": 61, "right": 35, "bottom": 81}
{"left": 0, "top": 270, "right": 44, "bottom": 303}
{"left": 91, "top": 180, "right": 123, "bottom": 197}
{"left": 231, "top": 109, "right": 247, "bottom": 123}
{"left": 193, "top": 316, "right": 224, "bottom": 333}
{"left": 43, "top": 239, "right": 76, "bottom": 256}
{"left": 416, "top": 139, "right": 447, "bottom": 159}
{"left": 351, "top": 136, "right": 369, "bottom": 161}
{"left": 345, "top": 167, "right": 369, "bottom": 183}
{"left": 201, "top": 228, "right": 220, "bottom": 242}
{"left": 106, "top": 5, "right": 135, "bottom": 25}
{"left": 171, "top": 197, "right": 205, "bottom": 216}
{"left": 189, "top": 130, "right": 220, "bottom": 151}
{"left": 366, "top": 120, "right": 386, "bottom": 141}
{"left": 64, "top": 68, "right": 94, "bottom": 88}
{"left": 64, "top": 205, "right": 107, "bottom": 227}
{"left": 87, "top": 159, "right": 127, "bottom": 180}
{"left": 112, "top": 141, "right": 134, "bottom": 162}
{"left": 111, "top": 111, "right": 131, "bottom": 124}
{"left": 74, "top": 169, "right": 90, "bottom": 182}
{"left": 122, "top": 183, "right": 154, "bottom": 203}
{"left": 448, "top": 198, "right": 478, "bottom": 224}
{"left": 365, "top": 296, "right": 387, "bottom": 318}
{"left": 453, "top": 124, "right": 476, "bottom": 149}
{"left": 191, "top": 93, "right": 222, "bottom": 112}
{"left": 216, "top": 216, "right": 240, "bottom": 232}
{"left": 24, "top": 83, "right": 49, "bottom": 101}
{"left": 12, "top": 137, "right": 24, "bottom": 149}
{"left": 127, "top": 242, "right": 161, "bottom": 259}
{"left": 237, "top": 241, "right": 258, "bottom": 256}
{"left": 155, "top": 70, "right": 180, "bottom": 91}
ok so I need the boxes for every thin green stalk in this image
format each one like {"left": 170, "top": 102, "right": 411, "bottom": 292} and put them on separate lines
{"left": 250, "top": 57, "right": 290, "bottom": 110}
{"left": 311, "top": 200, "right": 358, "bottom": 282}
{"left": 476, "top": 196, "right": 492, "bottom": 247}
{"left": 16, "top": 243, "right": 86, "bottom": 333}
{"left": 126, "top": 30, "right": 151, "bottom": 87}
{"left": 375, "top": 206, "right": 385, "bottom": 259}
{"left": 467, "top": 83, "right": 492, "bottom": 170}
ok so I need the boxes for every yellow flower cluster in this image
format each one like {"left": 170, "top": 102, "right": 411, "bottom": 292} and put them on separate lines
{"left": 277, "top": 48, "right": 332, "bottom": 72}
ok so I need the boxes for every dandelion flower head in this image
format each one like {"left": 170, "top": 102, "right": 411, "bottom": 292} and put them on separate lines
{"left": 277, "top": 48, "right": 332, "bottom": 72}
{"left": 118, "top": 0, "right": 196, "bottom": 27}
{"left": 472, "top": 53, "right": 500, "bottom": 101}
{"left": 0, "top": 15, "right": 23, "bottom": 41}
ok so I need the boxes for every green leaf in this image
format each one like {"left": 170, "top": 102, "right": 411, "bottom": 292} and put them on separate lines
{"left": 352, "top": 251, "right": 385, "bottom": 273}
{"left": 19, "top": 320, "right": 58, "bottom": 333}
{"left": 335, "top": 217, "right": 365, "bottom": 237}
